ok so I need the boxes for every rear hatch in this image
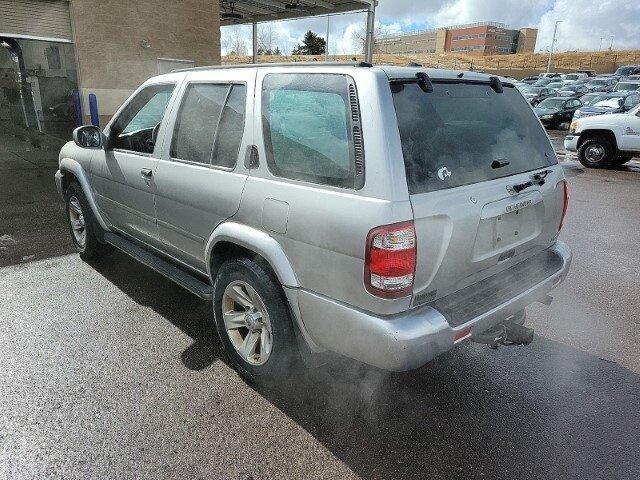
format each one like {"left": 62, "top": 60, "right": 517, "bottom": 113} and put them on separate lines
{"left": 390, "top": 77, "right": 566, "bottom": 307}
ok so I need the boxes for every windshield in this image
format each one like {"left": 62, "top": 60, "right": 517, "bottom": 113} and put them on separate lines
{"left": 615, "top": 66, "right": 637, "bottom": 76}
{"left": 526, "top": 87, "right": 544, "bottom": 94}
{"left": 581, "top": 94, "right": 601, "bottom": 105}
{"left": 588, "top": 80, "right": 607, "bottom": 86}
{"left": 537, "top": 98, "right": 566, "bottom": 109}
{"left": 391, "top": 82, "right": 555, "bottom": 194}
{"left": 614, "top": 83, "right": 640, "bottom": 91}
{"left": 564, "top": 75, "right": 579, "bottom": 81}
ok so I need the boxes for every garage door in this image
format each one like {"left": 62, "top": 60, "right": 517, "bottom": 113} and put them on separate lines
{"left": 0, "top": 0, "right": 72, "bottom": 42}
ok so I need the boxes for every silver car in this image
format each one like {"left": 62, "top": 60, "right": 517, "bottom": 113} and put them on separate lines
{"left": 55, "top": 64, "right": 571, "bottom": 382}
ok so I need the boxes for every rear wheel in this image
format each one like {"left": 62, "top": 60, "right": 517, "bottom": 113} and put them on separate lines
{"left": 64, "top": 182, "right": 112, "bottom": 261}
{"left": 578, "top": 136, "right": 615, "bottom": 168}
{"left": 212, "top": 257, "right": 299, "bottom": 384}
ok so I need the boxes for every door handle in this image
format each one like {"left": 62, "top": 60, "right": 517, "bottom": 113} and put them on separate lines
{"left": 141, "top": 168, "right": 153, "bottom": 185}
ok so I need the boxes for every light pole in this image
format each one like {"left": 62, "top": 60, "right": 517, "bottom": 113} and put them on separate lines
{"left": 546, "top": 20, "right": 563, "bottom": 73}
{"left": 609, "top": 35, "right": 614, "bottom": 50}
{"left": 599, "top": 36, "right": 604, "bottom": 52}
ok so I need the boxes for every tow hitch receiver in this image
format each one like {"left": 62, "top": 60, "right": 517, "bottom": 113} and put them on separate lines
{"left": 472, "top": 323, "right": 534, "bottom": 350}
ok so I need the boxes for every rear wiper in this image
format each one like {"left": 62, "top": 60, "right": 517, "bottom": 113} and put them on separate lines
{"left": 491, "top": 159, "right": 510, "bottom": 169}
{"left": 511, "top": 169, "right": 554, "bottom": 193}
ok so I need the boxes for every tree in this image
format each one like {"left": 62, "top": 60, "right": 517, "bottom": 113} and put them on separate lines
{"left": 258, "top": 24, "right": 282, "bottom": 56}
{"left": 225, "top": 26, "right": 249, "bottom": 56}
{"left": 351, "top": 24, "right": 382, "bottom": 54}
{"left": 292, "top": 31, "right": 326, "bottom": 55}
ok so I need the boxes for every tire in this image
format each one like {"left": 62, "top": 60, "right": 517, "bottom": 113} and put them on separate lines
{"left": 578, "top": 136, "right": 615, "bottom": 168}
{"left": 212, "top": 257, "right": 299, "bottom": 385}
{"left": 64, "top": 182, "right": 112, "bottom": 261}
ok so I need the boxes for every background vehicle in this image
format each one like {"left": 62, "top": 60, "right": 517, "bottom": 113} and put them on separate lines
{"left": 613, "top": 81, "right": 640, "bottom": 92}
{"left": 520, "top": 76, "right": 539, "bottom": 84}
{"left": 585, "top": 77, "right": 618, "bottom": 92}
{"left": 546, "top": 81, "right": 565, "bottom": 91}
{"left": 557, "top": 85, "right": 590, "bottom": 97}
{"left": 532, "top": 77, "right": 555, "bottom": 87}
{"left": 566, "top": 104, "right": 640, "bottom": 167}
{"left": 522, "top": 86, "right": 557, "bottom": 105}
{"left": 54, "top": 65, "right": 571, "bottom": 380}
{"left": 563, "top": 73, "right": 588, "bottom": 82}
{"left": 534, "top": 97, "right": 583, "bottom": 129}
{"left": 572, "top": 92, "right": 640, "bottom": 119}
{"left": 614, "top": 65, "right": 640, "bottom": 77}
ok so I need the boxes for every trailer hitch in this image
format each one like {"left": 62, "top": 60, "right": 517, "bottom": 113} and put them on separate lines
{"left": 472, "top": 322, "right": 534, "bottom": 350}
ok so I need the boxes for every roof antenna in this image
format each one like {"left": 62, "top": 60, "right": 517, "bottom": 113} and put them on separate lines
{"left": 457, "top": 72, "right": 464, "bottom": 78}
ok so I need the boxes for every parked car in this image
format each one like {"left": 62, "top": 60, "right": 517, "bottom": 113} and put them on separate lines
{"left": 539, "top": 73, "right": 564, "bottom": 79}
{"left": 520, "top": 76, "right": 539, "bottom": 84}
{"left": 534, "top": 97, "right": 583, "bottom": 129}
{"left": 545, "top": 81, "right": 565, "bottom": 90}
{"left": 532, "top": 77, "right": 554, "bottom": 87}
{"left": 557, "top": 85, "right": 590, "bottom": 97}
{"left": 566, "top": 103, "right": 640, "bottom": 167}
{"left": 522, "top": 86, "right": 557, "bottom": 105}
{"left": 572, "top": 92, "right": 640, "bottom": 119}
{"left": 562, "top": 73, "right": 588, "bottom": 82}
{"left": 625, "top": 75, "right": 640, "bottom": 82}
{"left": 614, "top": 65, "right": 640, "bottom": 77}
{"left": 613, "top": 81, "right": 640, "bottom": 92}
{"left": 575, "top": 70, "right": 596, "bottom": 77}
{"left": 577, "top": 92, "right": 603, "bottom": 106}
{"left": 585, "top": 77, "right": 618, "bottom": 92}
{"left": 54, "top": 64, "right": 571, "bottom": 381}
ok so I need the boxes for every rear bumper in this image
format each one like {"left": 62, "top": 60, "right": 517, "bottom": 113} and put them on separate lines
{"left": 296, "top": 241, "right": 572, "bottom": 371}
{"left": 564, "top": 135, "right": 580, "bottom": 152}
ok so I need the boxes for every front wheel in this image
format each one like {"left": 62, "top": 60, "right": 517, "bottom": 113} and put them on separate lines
{"left": 64, "top": 182, "right": 112, "bottom": 261}
{"left": 578, "top": 136, "right": 615, "bottom": 168}
{"left": 212, "top": 257, "right": 299, "bottom": 384}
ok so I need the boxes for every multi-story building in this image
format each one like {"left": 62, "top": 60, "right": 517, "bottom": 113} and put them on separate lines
{"left": 376, "top": 22, "right": 538, "bottom": 56}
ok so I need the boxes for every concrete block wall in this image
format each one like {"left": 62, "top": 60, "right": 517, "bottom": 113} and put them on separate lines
{"left": 69, "top": 0, "right": 220, "bottom": 124}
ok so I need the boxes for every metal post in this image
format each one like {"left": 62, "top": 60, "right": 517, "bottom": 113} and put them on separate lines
{"left": 252, "top": 22, "right": 258, "bottom": 64}
{"left": 325, "top": 14, "right": 330, "bottom": 60}
{"left": 609, "top": 35, "right": 614, "bottom": 51}
{"left": 546, "top": 20, "right": 562, "bottom": 73}
{"left": 364, "top": 2, "right": 376, "bottom": 64}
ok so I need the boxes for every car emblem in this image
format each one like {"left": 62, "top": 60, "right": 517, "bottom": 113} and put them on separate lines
{"left": 506, "top": 185, "right": 517, "bottom": 196}
{"left": 437, "top": 167, "right": 452, "bottom": 181}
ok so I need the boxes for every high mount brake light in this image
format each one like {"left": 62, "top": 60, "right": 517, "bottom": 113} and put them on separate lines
{"left": 364, "top": 221, "right": 416, "bottom": 299}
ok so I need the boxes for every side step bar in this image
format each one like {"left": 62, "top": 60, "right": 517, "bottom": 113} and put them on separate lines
{"left": 104, "top": 232, "right": 214, "bottom": 301}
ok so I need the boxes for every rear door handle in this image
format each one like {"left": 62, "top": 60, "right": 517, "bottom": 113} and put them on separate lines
{"left": 141, "top": 168, "right": 153, "bottom": 185}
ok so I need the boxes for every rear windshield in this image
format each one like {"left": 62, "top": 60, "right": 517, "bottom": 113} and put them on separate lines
{"left": 391, "top": 81, "right": 556, "bottom": 194}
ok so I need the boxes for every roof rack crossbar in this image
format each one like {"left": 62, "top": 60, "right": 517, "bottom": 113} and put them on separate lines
{"left": 172, "top": 61, "right": 372, "bottom": 73}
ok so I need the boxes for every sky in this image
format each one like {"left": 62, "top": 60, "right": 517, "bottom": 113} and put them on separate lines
{"left": 221, "top": 0, "right": 640, "bottom": 55}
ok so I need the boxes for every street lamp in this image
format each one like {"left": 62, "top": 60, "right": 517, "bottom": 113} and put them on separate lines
{"left": 546, "top": 20, "right": 563, "bottom": 73}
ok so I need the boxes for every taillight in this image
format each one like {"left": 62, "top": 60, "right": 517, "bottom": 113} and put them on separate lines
{"left": 558, "top": 179, "right": 569, "bottom": 231}
{"left": 364, "top": 221, "right": 416, "bottom": 299}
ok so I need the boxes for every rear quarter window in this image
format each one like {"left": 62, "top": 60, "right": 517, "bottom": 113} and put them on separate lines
{"left": 391, "top": 81, "right": 556, "bottom": 194}
{"left": 261, "top": 73, "right": 363, "bottom": 189}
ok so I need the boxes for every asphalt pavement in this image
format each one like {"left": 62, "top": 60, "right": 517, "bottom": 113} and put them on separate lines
{"left": 1, "top": 131, "right": 640, "bottom": 479}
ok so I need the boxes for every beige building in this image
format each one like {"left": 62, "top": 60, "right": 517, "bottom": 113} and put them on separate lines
{"left": 1, "top": 0, "right": 220, "bottom": 130}
{"left": 376, "top": 22, "right": 538, "bottom": 57}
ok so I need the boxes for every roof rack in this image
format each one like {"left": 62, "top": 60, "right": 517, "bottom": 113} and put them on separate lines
{"left": 172, "top": 61, "right": 373, "bottom": 73}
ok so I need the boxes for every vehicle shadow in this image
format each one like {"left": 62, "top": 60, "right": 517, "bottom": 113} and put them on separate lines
{"left": 90, "top": 252, "right": 640, "bottom": 480}
{"left": 89, "top": 251, "right": 224, "bottom": 371}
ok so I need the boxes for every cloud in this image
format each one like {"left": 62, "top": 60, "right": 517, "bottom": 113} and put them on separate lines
{"left": 221, "top": 0, "right": 640, "bottom": 55}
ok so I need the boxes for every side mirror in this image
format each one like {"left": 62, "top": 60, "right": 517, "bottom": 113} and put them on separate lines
{"left": 73, "top": 125, "right": 104, "bottom": 149}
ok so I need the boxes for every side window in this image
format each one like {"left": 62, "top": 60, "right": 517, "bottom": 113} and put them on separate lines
{"left": 626, "top": 95, "right": 640, "bottom": 107}
{"left": 171, "top": 84, "right": 228, "bottom": 164}
{"left": 212, "top": 84, "right": 247, "bottom": 168}
{"left": 261, "top": 73, "right": 362, "bottom": 189}
{"left": 171, "top": 83, "right": 247, "bottom": 168}
{"left": 110, "top": 84, "right": 175, "bottom": 154}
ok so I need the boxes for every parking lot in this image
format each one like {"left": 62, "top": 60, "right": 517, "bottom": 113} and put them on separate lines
{"left": 1, "top": 129, "right": 640, "bottom": 479}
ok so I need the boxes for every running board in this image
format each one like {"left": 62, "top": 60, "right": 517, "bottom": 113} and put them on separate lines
{"left": 104, "top": 232, "right": 213, "bottom": 301}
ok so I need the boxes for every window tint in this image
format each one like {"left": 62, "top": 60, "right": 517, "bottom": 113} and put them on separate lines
{"left": 110, "top": 84, "right": 175, "bottom": 154}
{"left": 391, "top": 82, "right": 556, "bottom": 195}
{"left": 262, "top": 74, "right": 356, "bottom": 188}
{"left": 212, "top": 84, "right": 247, "bottom": 168}
{"left": 171, "top": 84, "right": 228, "bottom": 164}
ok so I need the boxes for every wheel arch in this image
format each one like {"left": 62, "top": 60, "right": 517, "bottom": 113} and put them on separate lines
{"left": 577, "top": 129, "right": 618, "bottom": 151}
{"left": 58, "top": 158, "right": 110, "bottom": 231}
{"left": 205, "top": 222, "right": 299, "bottom": 288}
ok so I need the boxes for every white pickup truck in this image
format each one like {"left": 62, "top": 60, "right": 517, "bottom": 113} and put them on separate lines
{"left": 565, "top": 104, "right": 640, "bottom": 167}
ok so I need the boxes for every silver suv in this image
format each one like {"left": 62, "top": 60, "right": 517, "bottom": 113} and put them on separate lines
{"left": 55, "top": 64, "right": 571, "bottom": 381}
